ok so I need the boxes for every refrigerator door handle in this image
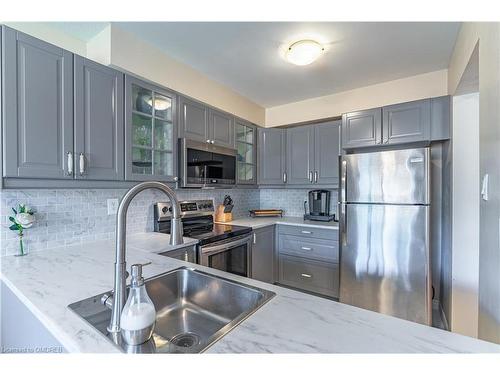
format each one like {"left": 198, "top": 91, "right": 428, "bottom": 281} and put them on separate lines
{"left": 340, "top": 203, "right": 347, "bottom": 246}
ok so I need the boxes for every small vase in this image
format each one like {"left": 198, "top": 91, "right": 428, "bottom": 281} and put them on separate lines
{"left": 15, "top": 233, "right": 27, "bottom": 257}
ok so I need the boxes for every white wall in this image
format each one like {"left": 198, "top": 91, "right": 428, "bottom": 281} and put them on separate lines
{"left": 451, "top": 93, "right": 480, "bottom": 338}
{"left": 448, "top": 22, "right": 500, "bottom": 344}
{"left": 88, "top": 25, "right": 266, "bottom": 126}
{"left": 265, "top": 69, "right": 448, "bottom": 127}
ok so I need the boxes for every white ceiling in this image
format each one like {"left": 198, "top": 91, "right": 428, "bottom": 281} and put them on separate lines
{"left": 48, "top": 22, "right": 460, "bottom": 108}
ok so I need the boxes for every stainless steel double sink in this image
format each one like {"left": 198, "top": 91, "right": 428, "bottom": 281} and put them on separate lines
{"left": 68, "top": 267, "right": 275, "bottom": 353}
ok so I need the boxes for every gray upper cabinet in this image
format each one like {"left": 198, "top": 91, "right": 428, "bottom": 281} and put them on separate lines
{"left": 258, "top": 128, "right": 286, "bottom": 185}
{"left": 125, "top": 75, "right": 177, "bottom": 182}
{"left": 2, "top": 27, "right": 74, "bottom": 179}
{"left": 74, "top": 56, "right": 124, "bottom": 180}
{"left": 235, "top": 119, "right": 257, "bottom": 185}
{"left": 342, "top": 108, "right": 382, "bottom": 149}
{"left": 209, "top": 109, "right": 234, "bottom": 148}
{"left": 430, "top": 96, "right": 451, "bottom": 141}
{"left": 178, "top": 96, "right": 208, "bottom": 143}
{"left": 314, "top": 120, "right": 340, "bottom": 185}
{"left": 382, "top": 99, "right": 430, "bottom": 145}
{"left": 286, "top": 126, "right": 314, "bottom": 185}
{"left": 251, "top": 226, "right": 275, "bottom": 284}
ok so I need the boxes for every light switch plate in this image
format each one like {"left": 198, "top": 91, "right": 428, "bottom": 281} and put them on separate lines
{"left": 107, "top": 199, "right": 119, "bottom": 215}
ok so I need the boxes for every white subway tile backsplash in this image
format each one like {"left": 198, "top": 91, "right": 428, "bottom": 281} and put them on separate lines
{"left": 259, "top": 189, "right": 338, "bottom": 217}
{"left": 0, "top": 187, "right": 336, "bottom": 257}
{"left": 1, "top": 188, "right": 259, "bottom": 256}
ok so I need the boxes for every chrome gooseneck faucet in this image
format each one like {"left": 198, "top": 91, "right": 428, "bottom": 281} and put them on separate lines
{"left": 106, "top": 181, "right": 183, "bottom": 334}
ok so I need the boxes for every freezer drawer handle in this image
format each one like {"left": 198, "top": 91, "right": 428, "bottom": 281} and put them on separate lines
{"left": 300, "top": 273, "right": 312, "bottom": 278}
{"left": 301, "top": 246, "right": 312, "bottom": 251}
{"left": 301, "top": 230, "right": 312, "bottom": 234}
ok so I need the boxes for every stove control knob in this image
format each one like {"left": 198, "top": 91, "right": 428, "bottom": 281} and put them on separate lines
{"left": 161, "top": 206, "right": 168, "bottom": 214}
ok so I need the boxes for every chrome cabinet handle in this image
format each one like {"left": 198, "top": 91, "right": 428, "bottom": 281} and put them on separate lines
{"left": 206, "top": 139, "right": 211, "bottom": 143}
{"left": 301, "top": 230, "right": 312, "bottom": 234}
{"left": 253, "top": 233, "right": 256, "bottom": 244}
{"left": 300, "top": 273, "right": 312, "bottom": 278}
{"left": 309, "top": 171, "right": 313, "bottom": 183}
{"left": 66, "top": 151, "right": 73, "bottom": 175}
{"left": 314, "top": 171, "right": 318, "bottom": 183}
{"left": 301, "top": 246, "right": 312, "bottom": 251}
{"left": 283, "top": 172, "right": 287, "bottom": 183}
{"left": 210, "top": 140, "right": 215, "bottom": 144}
{"left": 79, "top": 153, "right": 86, "bottom": 176}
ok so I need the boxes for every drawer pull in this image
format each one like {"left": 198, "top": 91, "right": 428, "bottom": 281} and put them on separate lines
{"left": 301, "top": 230, "right": 312, "bottom": 234}
{"left": 301, "top": 273, "right": 312, "bottom": 278}
{"left": 301, "top": 246, "right": 312, "bottom": 251}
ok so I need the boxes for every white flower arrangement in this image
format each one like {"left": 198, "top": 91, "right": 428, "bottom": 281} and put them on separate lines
{"left": 8, "top": 204, "right": 36, "bottom": 256}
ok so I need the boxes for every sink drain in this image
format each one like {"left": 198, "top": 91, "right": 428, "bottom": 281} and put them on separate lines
{"left": 170, "top": 332, "right": 201, "bottom": 348}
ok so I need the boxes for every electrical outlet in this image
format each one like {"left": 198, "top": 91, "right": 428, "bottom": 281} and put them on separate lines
{"left": 107, "top": 199, "right": 119, "bottom": 215}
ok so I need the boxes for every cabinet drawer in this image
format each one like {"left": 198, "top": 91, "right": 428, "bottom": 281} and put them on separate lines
{"left": 277, "top": 224, "right": 338, "bottom": 241}
{"left": 278, "top": 255, "right": 339, "bottom": 298}
{"left": 278, "top": 234, "right": 338, "bottom": 263}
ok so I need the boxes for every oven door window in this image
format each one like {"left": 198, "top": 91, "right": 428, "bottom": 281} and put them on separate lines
{"left": 207, "top": 244, "right": 248, "bottom": 277}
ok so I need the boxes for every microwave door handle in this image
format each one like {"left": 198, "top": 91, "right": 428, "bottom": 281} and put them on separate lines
{"left": 201, "top": 236, "right": 251, "bottom": 255}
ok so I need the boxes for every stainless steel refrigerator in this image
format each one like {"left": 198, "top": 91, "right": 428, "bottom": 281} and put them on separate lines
{"left": 339, "top": 147, "right": 432, "bottom": 325}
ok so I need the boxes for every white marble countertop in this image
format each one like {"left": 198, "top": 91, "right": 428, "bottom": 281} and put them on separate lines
{"left": 127, "top": 232, "right": 198, "bottom": 254}
{"left": 1, "top": 233, "right": 499, "bottom": 353}
{"left": 217, "top": 216, "right": 339, "bottom": 230}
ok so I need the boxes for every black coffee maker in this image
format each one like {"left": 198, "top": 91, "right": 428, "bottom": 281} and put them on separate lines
{"left": 304, "top": 190, "right": 336, "bottom": 222}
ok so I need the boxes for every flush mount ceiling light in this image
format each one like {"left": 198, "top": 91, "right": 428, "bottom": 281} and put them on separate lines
{"left": 285, "top": 39, "right": 324, "bottom": 66}
{"left": 147, "top": 97, "right": 171, "bottom": 111}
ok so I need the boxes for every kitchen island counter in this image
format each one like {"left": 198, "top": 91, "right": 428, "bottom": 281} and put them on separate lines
{"left": 1, "top": 233, "right": 498, "bottom": 354}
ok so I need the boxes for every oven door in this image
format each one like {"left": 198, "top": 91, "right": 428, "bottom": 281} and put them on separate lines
{"left": 200, "top": 234, "right": 252, "bottom": 277}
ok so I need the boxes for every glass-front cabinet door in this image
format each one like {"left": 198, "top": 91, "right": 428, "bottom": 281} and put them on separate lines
{"left": 125, "top": 75, "right": 177, "bottom": 181}
{"left": 235, "top": 119, "right": 257, "bottom": 185}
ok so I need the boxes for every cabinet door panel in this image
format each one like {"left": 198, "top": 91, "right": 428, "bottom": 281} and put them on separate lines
{"left": 125, "top": 75, "right": 177, "bottom": 181}
{"left": 286, "top": 126, "right": 314, "bottom": 185}
{"left": 382, "top": 99, "right": 430, "bottom": 144}
{"left": 178, "top": 96, "right": 208, "bottom": 142}
{"left": 258, "top": 128, "right": 286, "bottom": 185}
{"left": 2, "top": 27, "right": 73, "bottom": 179}
{"left": 251, "top": 226, "right": 275, "bottom": 283}
{"left": 342, "top": 108, "right": 382, "bottom": 149}
{"left": 74, "top": 56, "right": 124, "bottom": 180}
{"left": 314, "top": 120, "right": 340, "bottom": 185}
{"left": 210, "top": 109, "right": 234, "bottom": 148}
{"left": 235, "top": 119, "right": 257, "bottom": 185}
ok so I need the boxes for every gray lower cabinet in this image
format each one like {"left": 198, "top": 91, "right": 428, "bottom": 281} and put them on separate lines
{"left": 314, "top": 120, "right": 340, "bottom": 185}
{"left": 277, "top": 225, "right": 339, "bottom": 298}
{"left": 209, "top": 109, "right": 234, "bottom": 148}
{"left": 125, "top": 75, "right": 177, "bottom": 181}
{"left": 278, "top": 256, "right": 339, "bottom": 298}
{"left": 2, "top": 26, "right": 74, "bottom": 179}
{"left": 342, "top": 108, "right": 382, "bottom": 149}
{"left": 286, "top": 126, "right": 315, "bottom": 185}
{"left": 382, "top": 99, "right": 431, "bottom": 145}
{"left": 178, "top": 96, "right": 209, "bottom": 143}
{"left": 74, "top": 56, "right": 124, "bottom": 180}
{"left": 251, "top": 226, "right": 275, "bottom": 284}
{"left": 258, "top": 128, "right": 286, "bottom": 185}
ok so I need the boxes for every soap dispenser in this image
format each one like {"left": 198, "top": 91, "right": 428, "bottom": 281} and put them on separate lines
{"left": 120, "top": 263, "right": 156, "bottom": 346}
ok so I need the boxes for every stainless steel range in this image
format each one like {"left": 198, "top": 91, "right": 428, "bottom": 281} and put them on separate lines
{"left": 154, "top": 199, "right": 253, "bottom": 277}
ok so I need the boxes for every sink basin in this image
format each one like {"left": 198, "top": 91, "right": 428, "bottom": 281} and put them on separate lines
{"left": 68, "top": 267, "right": 275, "bottom": 353}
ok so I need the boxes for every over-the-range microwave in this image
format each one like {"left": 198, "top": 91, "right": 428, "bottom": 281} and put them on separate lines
{"left": 179, "top": 138, "right": 237, "bottom": 188}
